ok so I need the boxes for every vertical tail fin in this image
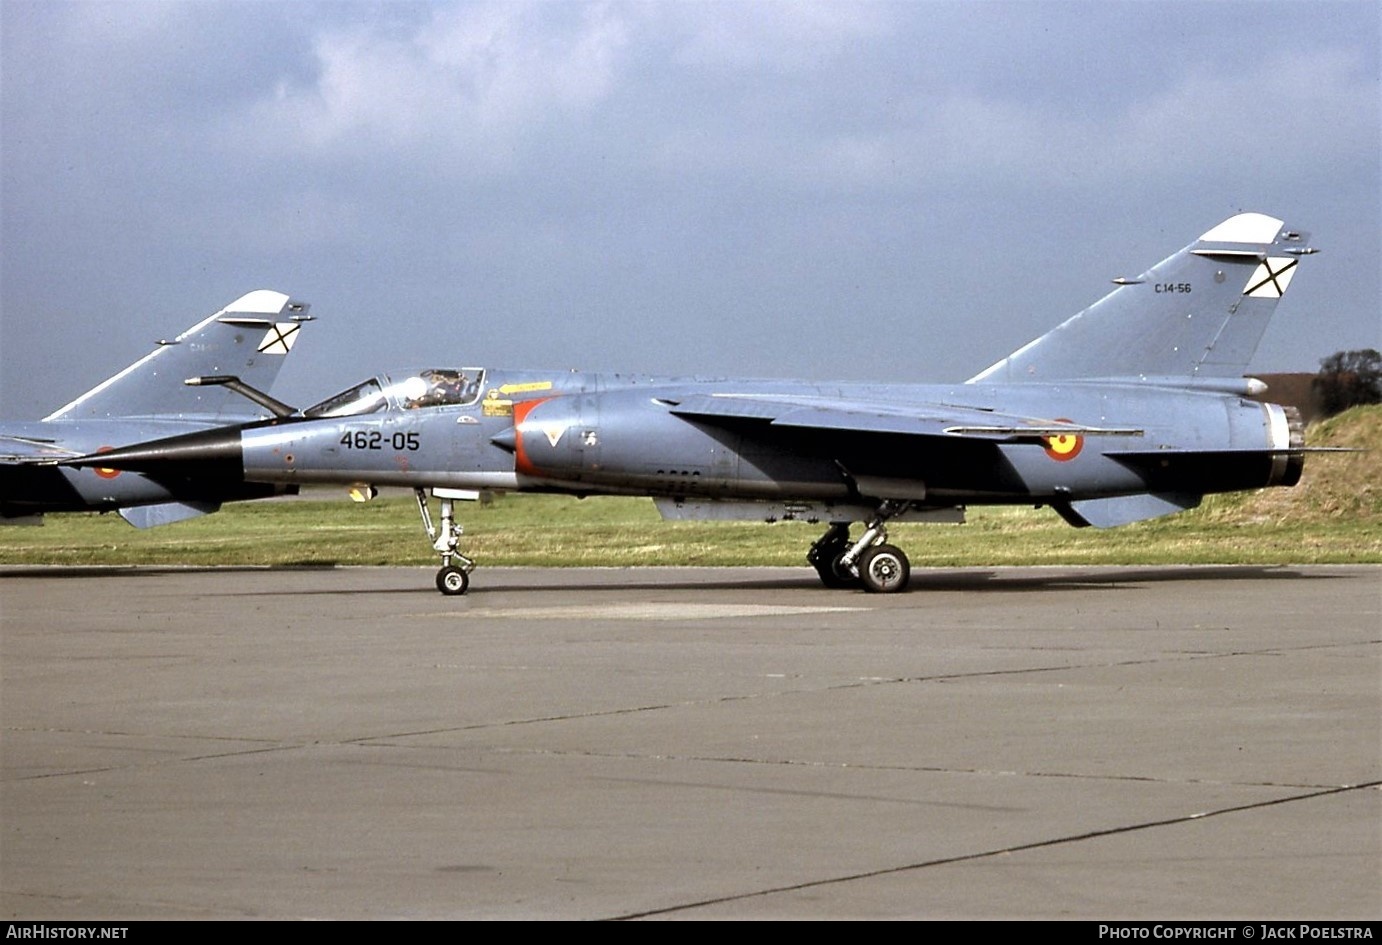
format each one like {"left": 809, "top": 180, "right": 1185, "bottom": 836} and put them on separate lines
{"left": 44, "top": 290, "right": 313, "bottom": 421}
{"left": 969, "top": 213, "right": 1316, "bottom": 384}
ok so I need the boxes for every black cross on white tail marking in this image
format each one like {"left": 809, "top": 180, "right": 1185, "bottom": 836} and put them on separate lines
{"left": 1243, "top": 257, "right": 1298, "bottom": 299}
{"left": 257, "top": 322, "right": 300, "bottom": 354}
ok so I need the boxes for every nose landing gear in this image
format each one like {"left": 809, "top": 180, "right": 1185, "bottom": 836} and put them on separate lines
{"left": 415, "top": 488, "right": 476, "bottom": 595}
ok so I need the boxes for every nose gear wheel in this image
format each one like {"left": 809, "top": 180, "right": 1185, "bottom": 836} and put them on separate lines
{"left": 416, "top": 488, "right": 476, "bottom": 595}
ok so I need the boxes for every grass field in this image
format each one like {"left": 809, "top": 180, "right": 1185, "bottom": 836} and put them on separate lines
{"left": 2, "top": 406, "right": 1377, "bottom": 568}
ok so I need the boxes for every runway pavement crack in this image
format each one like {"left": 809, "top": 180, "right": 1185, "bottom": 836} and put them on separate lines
{"left": 4, "top": 728, "right": 330, "bottom": 781}
{"left": 608, "top": 780, "right": 1382, "bottom": 920}
{"left": 344, "top": 638, "right": 1376, "bottom": 752}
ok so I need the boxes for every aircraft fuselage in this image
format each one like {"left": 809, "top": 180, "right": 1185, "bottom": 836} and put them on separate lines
{"left": 122, "top": 369, "right": 1300, "bottom": 510}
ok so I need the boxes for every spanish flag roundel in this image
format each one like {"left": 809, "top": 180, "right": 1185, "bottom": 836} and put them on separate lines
{"left": 1044, "top": 423, "right": 1083, "bottom": 462}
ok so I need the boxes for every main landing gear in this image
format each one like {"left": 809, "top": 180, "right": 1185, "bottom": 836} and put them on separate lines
{"left": 415, "top": 488, "right": 476, "bottom": 596}
{"left": 806, "top": 501, "right": 911, "bottom": 594}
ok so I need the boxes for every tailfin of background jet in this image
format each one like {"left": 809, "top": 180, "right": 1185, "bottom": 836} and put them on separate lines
{"left": 969, "top": 213, "right": 1315, "bottom": 384}
{"left": 44, "top": 290, "right": 312, "bottom": 421}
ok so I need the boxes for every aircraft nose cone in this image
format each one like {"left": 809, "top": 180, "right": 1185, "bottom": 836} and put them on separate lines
{"left": 62, "top": 427, "right": 245, "bottom": 480}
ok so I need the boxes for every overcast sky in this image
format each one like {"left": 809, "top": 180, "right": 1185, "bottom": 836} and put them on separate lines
{"left": 2, "top": 0, "right": 1378, "bottom": 420}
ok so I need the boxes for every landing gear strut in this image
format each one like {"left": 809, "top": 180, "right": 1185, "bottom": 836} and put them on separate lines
{"left": 415, "top": 488, "right": 476, "bottom": 596}
{"left": 807, "top": 501, "right": 912, "bottom": 593}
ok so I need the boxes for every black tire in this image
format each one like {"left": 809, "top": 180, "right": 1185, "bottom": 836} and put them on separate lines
{"left": 831, "top": 551, "right": 864, "bottom": 588}
{"left": 808, "top": 527, "right": 857, "bottom": 589}
{"left": 814, "top": 553, "right": 859, "bottom": 589}
{"left": 436, "top": 566, "right": 469, "bottom": 596}
{"left": 858, "top": 544, "right": 910, "bottom": 594}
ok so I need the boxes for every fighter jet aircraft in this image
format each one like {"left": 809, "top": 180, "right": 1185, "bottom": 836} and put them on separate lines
{"left": 66, "top": 213, "right": 1318, "bottom": 593}
{"left": 1, "top": 290, "right": 313, "bottom": 527}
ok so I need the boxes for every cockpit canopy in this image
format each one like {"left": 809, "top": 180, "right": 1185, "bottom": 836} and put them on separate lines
{"left": 304, "top": 369, "right": 486, "bottom": 418}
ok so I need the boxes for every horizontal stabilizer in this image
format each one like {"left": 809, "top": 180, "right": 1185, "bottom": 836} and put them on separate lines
{"left": 118, "top": 500, "right": 221, "bottom": 528}
{"left": 1056, "top": 492, "right": 1201, "bottom": 528}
